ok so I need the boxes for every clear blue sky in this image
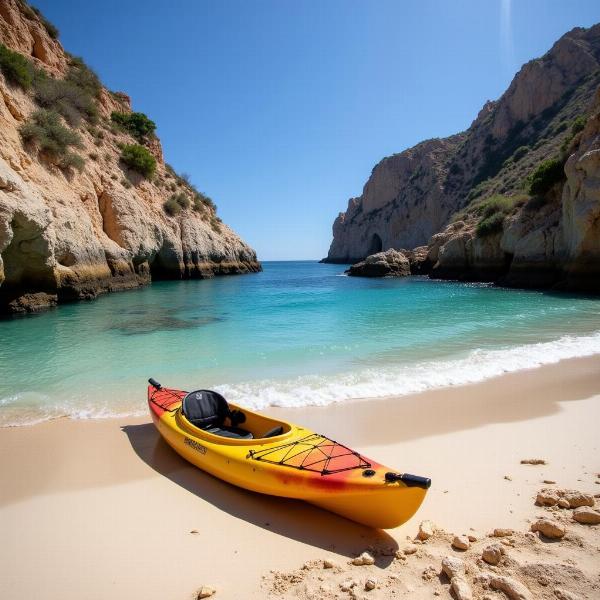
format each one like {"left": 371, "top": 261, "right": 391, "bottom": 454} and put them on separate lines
{"left": 35, "top": 1, "right": 600, "bottom": 260}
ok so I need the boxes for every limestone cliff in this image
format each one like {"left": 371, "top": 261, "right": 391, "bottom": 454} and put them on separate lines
{"left": 0, "top": 0, "right": 260, "bottom": 315}
{"left": 324, "top": 24, "right": 600, "bottom": 291}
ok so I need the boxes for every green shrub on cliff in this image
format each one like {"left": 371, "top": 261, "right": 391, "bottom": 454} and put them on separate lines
{"left": 476, "top": 212, "right": 505, "bottom": 237}
{"left": 120, "top": 144, "right": 156, "bottom": 178}
{"left": 20, "top": 109, "right": 85, "bottom": 171}
{"left": 33, "top": 60, "right": 99, "bottom": 126}
{"left": 571, "top": 115, "right": 587, "bottom": 135}
{"left": 0, "top": 43, "right": 34, "bottom": 89}
{"left": 526, "top": 158, "right": 565, "bottom": 195}
{"left": 473, "top": 194, "right": 524, "bottom": 238}
{"left": 111, "top": 111, "right": 156, "bottom": 141}
{"left": 163, "top": 196, "right": 182, "bottom": 216}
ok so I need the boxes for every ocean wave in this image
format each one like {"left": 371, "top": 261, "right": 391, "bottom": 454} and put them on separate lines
{"left": 215, "top": 330, "right": 600, "bottom": 409}
{"left": 2, "top": 330, "right": 599, "bottom": 426}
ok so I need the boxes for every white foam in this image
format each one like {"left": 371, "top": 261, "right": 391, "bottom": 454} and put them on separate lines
{"left": 215, "top": 330, "right": 600, "bottom": 409}
{"left": 2, "top": 330, "right": 600, "bottom": 427}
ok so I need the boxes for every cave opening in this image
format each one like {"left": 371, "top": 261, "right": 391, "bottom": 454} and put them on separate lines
{"left": 368, "top": 233, "right": 383, "bottom": 255}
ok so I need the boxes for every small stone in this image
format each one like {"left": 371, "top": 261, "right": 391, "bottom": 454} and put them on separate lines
{"left": 196, "top": 586, "right": 216, "bottom": 599}
{"left": 467, "top": 534, "right": 477, "bottom": 542}
{"left": 490, "top": 575, "right": 532, "bottom": 600}
{"left": 190, "top": 529, "right": 199, "bottom": 534}
{"left": 451, "top": 576, "right": 473, "bottom": 600}
{"left": 504, "top": 475, "right": 512, "bottom": 481}
{"left": 572, "top": 506, "right": 600, "bottom": 524}
{"left": 493, "top": 528, "right": 514, "bottom": 537}
{"left": 417, "top": 520, "right": 435, "bottom": 541}
{"left": 364, "top": 578, "right": 377, "bottom": 591}
{"left": 536, "top": 489, "right": 560, "bottom": 506}
{"left": 403, "top": 545, "right": 418, "bottom": 555}
{"left": 340, "top": 579, "right": 355, "bottom": 592}
{"left": 352, "top": 551, "right": 375, "bottom": 566}
{"left": 521, "top": 458, "right": 546, "bottom": 465}
{"left": 531, "top": 517, "right": 566, "bottom": 539}
{"left": 441, "top": 556, "right": 465, "bottom": 579}
{"left": 562, "top": 490, "right": 594, "bottom": 508}
{"left": 482, "top": 543, "right": 503, "bottom": 565}
{"left": 542, "top": 479, "right": 556, "bottom": 484}
{"left": 323, "top": 559, "right": 335, "bottom": 569}
{"left": 452, "top": 535, "right": 470, "bottom": 551}
{"left": 557, "top": 498, "right": 570, "bottom": 509}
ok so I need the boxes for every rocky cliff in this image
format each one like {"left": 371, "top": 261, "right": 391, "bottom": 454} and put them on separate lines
{"left": 324, "top": 24, "right": 600, "bottom": 291}
{"left": 0, "top": 0, "right": 260, "bottom": 315}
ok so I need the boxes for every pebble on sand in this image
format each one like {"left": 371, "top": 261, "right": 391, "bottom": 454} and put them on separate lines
{"left": 452, "top": 535, "right": 470, "bottom": 551}
{"left": 531, "top": 517, "right": 566, "bottom": 539}
{"left": 451, "top": 576, "right": 473, "bottom": 600}
{"left": 572, "top": 506, "right": 600, "bottom": 525}
{"left": 520, "top": 458, "right": 546, "bottom": 465}
{"left": 482, "top": 543, "right": 504, "bottom": 565}
{"left": 417, "top": 520, "right": 435, "bottom": 541}
{"left": 492, "top": 528, "right": 514, "bottom": 537}
{"left": 364, "top": 578, "right": 377, "bottom": 591}
{"left": 352, "top": 551, "right": 375, "bottom": 566}
{"left": 441, "top": 556, "right": 465, "bottom": 579}
{"left": 490, "top": 574, "right": 532, "bottom": 600}
{"left": 196, "top": 586, "right": 216, "bottom": 599}
{"left": 323, "top": 559, "right": 335, "bottom": 569}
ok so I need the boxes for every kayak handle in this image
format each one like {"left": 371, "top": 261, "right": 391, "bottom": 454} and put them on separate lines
{"left": 385, "top": 472, "right": 431, "bottom": 489}
{"left": 148, "top": 377, "right": 162, "bottom": 390}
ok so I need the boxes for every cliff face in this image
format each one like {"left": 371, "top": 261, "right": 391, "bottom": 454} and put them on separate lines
{"left": 324, "top": 24, "right": 600, "bottom": 291}
{"left": 0, "top": 0, "right": 260, "bottom": 314}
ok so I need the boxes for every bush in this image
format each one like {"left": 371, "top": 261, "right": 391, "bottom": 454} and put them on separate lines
{"left": 59, "top": 151, "right": 85, "bottom": 172}
{"left": 111, "top": 111, "right": 156, "bottom": 141}
{"left": 476, "top": 212, "right": 505, "bottom": 237}
{"left": 66, "top": 56, "right": 101, "bottom": 98}
{"left": 0, "top": 43, "right": 34, "bottom": 89}
{"left": 89, "top": 151, "right": 98, "bottom": 161}
{"left": 163, "top": 196, "right": 182, "bottom": 216}
{"left": 511, "top": 145, "right": 529, "bottom": 162}
{"left": 120, "top": 144, "right": 156, "bottom": 178}
{"left": 527, "top": 158, "right": 565, "bottom": 195}
{"left": 475, "top": 194, "right": 516, "bottom": 219}
{"left": 34, "top": 72, "right": 98, "bottom": 126}
{"left": 20, "top": 109, "right": 83, "bottom": 158}
{"left": 571, "top": 115, "right": 587, "bottom": 135}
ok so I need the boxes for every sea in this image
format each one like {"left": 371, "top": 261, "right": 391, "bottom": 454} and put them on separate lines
{"left": 1, "top": 261, "right": 599, "bottom": 426}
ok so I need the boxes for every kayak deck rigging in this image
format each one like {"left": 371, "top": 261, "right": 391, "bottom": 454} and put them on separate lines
{"left": 248, "top": 433, "right": 371, "bottom": 475}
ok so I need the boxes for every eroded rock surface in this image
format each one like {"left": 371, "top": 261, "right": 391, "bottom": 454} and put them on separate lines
{"left": 0, "top": 0, "right": 260, "bottom": 315}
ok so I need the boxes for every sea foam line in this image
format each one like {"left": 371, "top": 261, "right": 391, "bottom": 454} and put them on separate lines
{"left": 215, "top": 330, "right": 600, "bottom": 409}
{"left": 1, "top": 330, "right": 600, "bottom": 426}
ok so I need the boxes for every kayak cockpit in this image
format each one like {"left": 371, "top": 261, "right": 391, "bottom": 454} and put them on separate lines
{"left": 148, "top": 380, "right": 292, "bottom": 443}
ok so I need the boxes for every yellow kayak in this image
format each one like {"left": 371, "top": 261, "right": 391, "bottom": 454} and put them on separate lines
{"left": 147, "top": 378, "right": 430, "bottom": 529}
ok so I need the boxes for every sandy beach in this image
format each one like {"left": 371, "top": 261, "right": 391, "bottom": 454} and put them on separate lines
{"left": 1, "top": 355, "right": 600, "bottom": 599}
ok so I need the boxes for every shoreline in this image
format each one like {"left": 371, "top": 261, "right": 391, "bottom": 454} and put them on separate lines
{"left": 1, "top": 354, "right": 599, "bottom": 598}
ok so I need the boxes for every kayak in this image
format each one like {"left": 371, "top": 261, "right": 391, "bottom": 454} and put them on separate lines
{"left": 147, "top": 378, "right": 431, "bottom": 529}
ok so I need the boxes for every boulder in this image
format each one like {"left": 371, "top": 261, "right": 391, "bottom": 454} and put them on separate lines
{"left": 346, "top": 249, "right": 410, "bottom": 278}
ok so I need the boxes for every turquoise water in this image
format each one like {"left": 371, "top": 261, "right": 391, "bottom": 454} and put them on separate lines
{"left": 1, "top": 261, "right": 600, "bottom": 426}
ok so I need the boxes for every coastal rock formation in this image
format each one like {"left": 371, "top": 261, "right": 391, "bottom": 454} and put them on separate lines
{"left": 345, "top": 248, "right": 410, "bottom": 277}
{"left": 325, "top": 24, "right": 600, "bottom": 291}
{"left": 0, "top": 0, "right": 260, "bottom": 314}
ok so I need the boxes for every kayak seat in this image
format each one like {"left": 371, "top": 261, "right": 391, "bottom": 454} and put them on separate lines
{"left": 182, "top": 389, "right": 253, "bottom": 439}
{"left": 205, "top": 426, "right": 254, "bottom": 440}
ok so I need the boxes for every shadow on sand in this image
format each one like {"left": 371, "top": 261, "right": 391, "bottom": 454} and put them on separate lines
{"left": 122, "top": 422, "right": 398, "bottom": 566}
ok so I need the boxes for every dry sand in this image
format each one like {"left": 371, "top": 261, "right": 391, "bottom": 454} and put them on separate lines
{"left": 1, "top": 355, "right": 599, "bottom": 599}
